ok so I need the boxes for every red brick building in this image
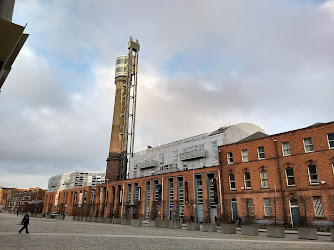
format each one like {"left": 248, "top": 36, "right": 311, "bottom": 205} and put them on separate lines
{"left": 43, "top": 186, "right": 92, "bottom": 216}
{"left": 43, "top": 122, "right": 334, "bottom": 227}
{"left": 219, "top": 122, "right": 334, "bottom": 227}
{"left": 7, "top": 188, "right": 46, "bottom": 213}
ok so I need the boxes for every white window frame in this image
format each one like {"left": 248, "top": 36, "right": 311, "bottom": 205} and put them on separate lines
{"left": 303, "top": 137, "right": 314, "bottom": 153}
{"left": 241, "top": 149, "right": 248, "bottom": 162}
{"left": 227, "top": 152, "right": 233, "bottom": 164}
{"left": 285, "top": 167, "right": 295, "bottom": 186}
{"left": 313, "top": 196, "right": 325, "bottom": 217}
{"left": 229, "top": 174, "right": 236, "bottom": 190}
{"left": 308, "top": 165, "right": 319, "bottom": 185}
{"left": 244, "top": 172, "right": 252, "bottom": 189}
{"left": 159, "top": 153, "right": 164, "bottom": 164}
{"left": 282, "top": 142, "right": 291, "bottom": 156}
{"left": 327, "top": 133, "right": 334, "bottom": 149}
{"left": 260, "top": 170, "right": 269, "bottom": 188}
{"left": 263, "top": 198, "right": 272, "bottom": 217}
{"left": 332, "top": 162, "right": 334, "bottom": 175}
{"left": 257, "top": 146, "right": 265, "bottom": 160}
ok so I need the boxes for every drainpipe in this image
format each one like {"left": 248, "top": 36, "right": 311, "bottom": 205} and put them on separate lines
{"left": 161, "top": 177, "right": 164, "bottom": 220}
{"left": 218, "top": 149, "right": 225, "bottom": 219}
{"left": 274, "top": 138, "right": 287, "bottom": 225}
{"left": 121, "top": 183, "right": 125, "bottom": 219}
{"left": 217, "top": 169, "right": 223, "bottom": 219}
{"left": 193, "top": 165, "right": 197, "bottom": 222}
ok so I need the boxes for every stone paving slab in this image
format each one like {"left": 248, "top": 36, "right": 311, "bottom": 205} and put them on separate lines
{"left": 0, "top": 213, "right": 333, "bottom": 250}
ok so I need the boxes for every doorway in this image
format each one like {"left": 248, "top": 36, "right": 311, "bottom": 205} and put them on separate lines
{"left": 231, "top": 199, "right": 238, "bottom": 221}
{"left": 289, "top": 199, "right": 300, "bottom": 227}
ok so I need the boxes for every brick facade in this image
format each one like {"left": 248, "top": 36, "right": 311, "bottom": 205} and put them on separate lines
{"left": 220, "top": 122, "right": 334, "bottom": 227}
{"left": 43, "top": 122, "right": 334, "bottom": 227}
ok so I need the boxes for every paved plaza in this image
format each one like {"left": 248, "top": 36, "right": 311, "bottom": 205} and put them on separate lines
{"left": 0, "top": 213, "right": 333, "bottom": 250}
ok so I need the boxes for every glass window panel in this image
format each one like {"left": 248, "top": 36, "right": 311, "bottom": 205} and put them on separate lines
{"left": 227, "top": 152, "right": 233, "bottom": 164}
{"left": 258, "top": 146, "right": 265, "bottom": 159}
{"left": 303, "top": 137, "right": 314, "bottom": 152}
{"left": 328, "top": 133, "right": 334, "bottom": 149}
{"left": 313, "top": 196, "right": 325, "bottom": 217}
{"left": 241, "top": 149, "right": 248, "bottom": 162}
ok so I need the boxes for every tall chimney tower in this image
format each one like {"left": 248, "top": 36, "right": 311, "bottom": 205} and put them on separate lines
{"left": 105, "top": 56, "right": 127, "bottom": 181}
{"left": 106, "top": 37, "right": 140, "bottom": 182}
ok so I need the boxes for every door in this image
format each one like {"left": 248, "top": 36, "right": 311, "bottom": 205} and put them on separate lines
{"left": 196, "top": 178, "right": 204, "bottom": 222}
{"left": 210, "top": 208, "right": 217, "bottom": 223}
{"left": 290, "top": 199, "right": 300, "bottom": 227}
{"left": 231, "top": 199, "right": 238, "bottom": 221}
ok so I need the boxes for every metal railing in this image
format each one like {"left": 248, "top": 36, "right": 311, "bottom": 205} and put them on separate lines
{"left": 180, "top": 149, "right": 206, "bottom": 161}
{"left": 138, "top": 160, "right": 157, "bottom": 169}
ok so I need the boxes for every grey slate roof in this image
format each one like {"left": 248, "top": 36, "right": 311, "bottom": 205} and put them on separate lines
{"left": 237, "top": 131, "right": 269, "bottom": 143}
{"left": 207, "top": 126, "right": 230, "bottom": 137}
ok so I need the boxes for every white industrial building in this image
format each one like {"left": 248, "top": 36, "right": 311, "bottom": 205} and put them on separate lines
{"left": 47, "top": 171, "right": 106, "bottom": 192}
{"left": 128, "top": 123, "right": 265, "bottom": 179}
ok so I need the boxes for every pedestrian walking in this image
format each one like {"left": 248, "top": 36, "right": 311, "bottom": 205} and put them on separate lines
{"left": 19, "top": 212, "right": 30, "bottom": 234}
{"left": 238, "top": 216, "right": 243, "bottom": 227}
{"left": 16, "top": 210, "right": 19, "bottom": 217}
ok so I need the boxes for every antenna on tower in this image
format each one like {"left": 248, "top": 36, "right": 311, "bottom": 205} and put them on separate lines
{"left": 120, "top": 36, "right": 140, "bottom": 180}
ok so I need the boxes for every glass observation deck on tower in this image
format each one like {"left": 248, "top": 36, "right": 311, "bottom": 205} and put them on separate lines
{"left": 115, "top": 55, "right": 128, "bottom": 77}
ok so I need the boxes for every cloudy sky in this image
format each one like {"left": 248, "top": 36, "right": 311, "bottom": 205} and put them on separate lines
{"left": 1, "top": 0, "right": 333, "bottom": 189}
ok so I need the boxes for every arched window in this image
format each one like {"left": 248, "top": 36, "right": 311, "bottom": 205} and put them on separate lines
{"left": 260, "top": 170, "right": 269, "bottom": 188}
{"left": 229, "top": 173, "right": 236, "bottom": 190}
{"left": 308, "top": 165, "right": 319, "bottom": 185}
{"left": 244, "top": 172, "right": 251, "bottom": 189}
{"left": 285, "top": 167, "right": 295, "bottom": 186}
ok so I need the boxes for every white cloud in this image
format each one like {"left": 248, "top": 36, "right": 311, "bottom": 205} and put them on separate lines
{"left": 1, "top": 0, "right": 333, "bottom": 188}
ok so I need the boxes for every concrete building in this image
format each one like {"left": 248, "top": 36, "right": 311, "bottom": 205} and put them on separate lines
{"left": 128, "top": 123, "right": 265, "bottom": 179}
{"left": 47, "top": 171, "right": 106, "bottom": 193}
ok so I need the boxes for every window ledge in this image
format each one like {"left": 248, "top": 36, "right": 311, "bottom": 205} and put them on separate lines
{"left": 309, "top": 183, "right": 320, "bottom": 186}
{"left": 229, "top": 189, "right": 236, "bottom": 191}
{"left": 304, "top": 151, "right": 314, "bottom": 153}
{"left": 263, "top": 216, "right": 273, "bottom": 218}
{"left": 261, "top": 187, "right": 269, "bottom": 189}
{"left": 287, "top": 185, "right": 296, "bottom": 188}
{"left": 313, "top": 216, "right": 326, "bottom": 219}
{"left": 283, "top": 154, "right": 291, "bottom": 157}
{"left": 244, "top": 188, "right": 252, "bottom": 190}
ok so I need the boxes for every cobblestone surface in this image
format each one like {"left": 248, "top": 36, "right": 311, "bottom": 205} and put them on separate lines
{"left": 0, "top": 213, "right": 333, "bottom": 250}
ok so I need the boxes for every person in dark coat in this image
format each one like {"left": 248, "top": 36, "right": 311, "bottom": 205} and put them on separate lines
{"left": 238, "top": 216, "right": 243, "bottom": 227}
{"left": 19, "top": 212, "right": 30, "bottom": 234}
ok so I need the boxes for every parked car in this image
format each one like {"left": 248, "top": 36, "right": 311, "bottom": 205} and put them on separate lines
{"left": 50, "top": 212, "right": 60, "bottom": 218}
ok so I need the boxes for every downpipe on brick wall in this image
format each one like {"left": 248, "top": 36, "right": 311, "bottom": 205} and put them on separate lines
{"left": 274, "top": 138, "right": 287, "bottom": 225}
